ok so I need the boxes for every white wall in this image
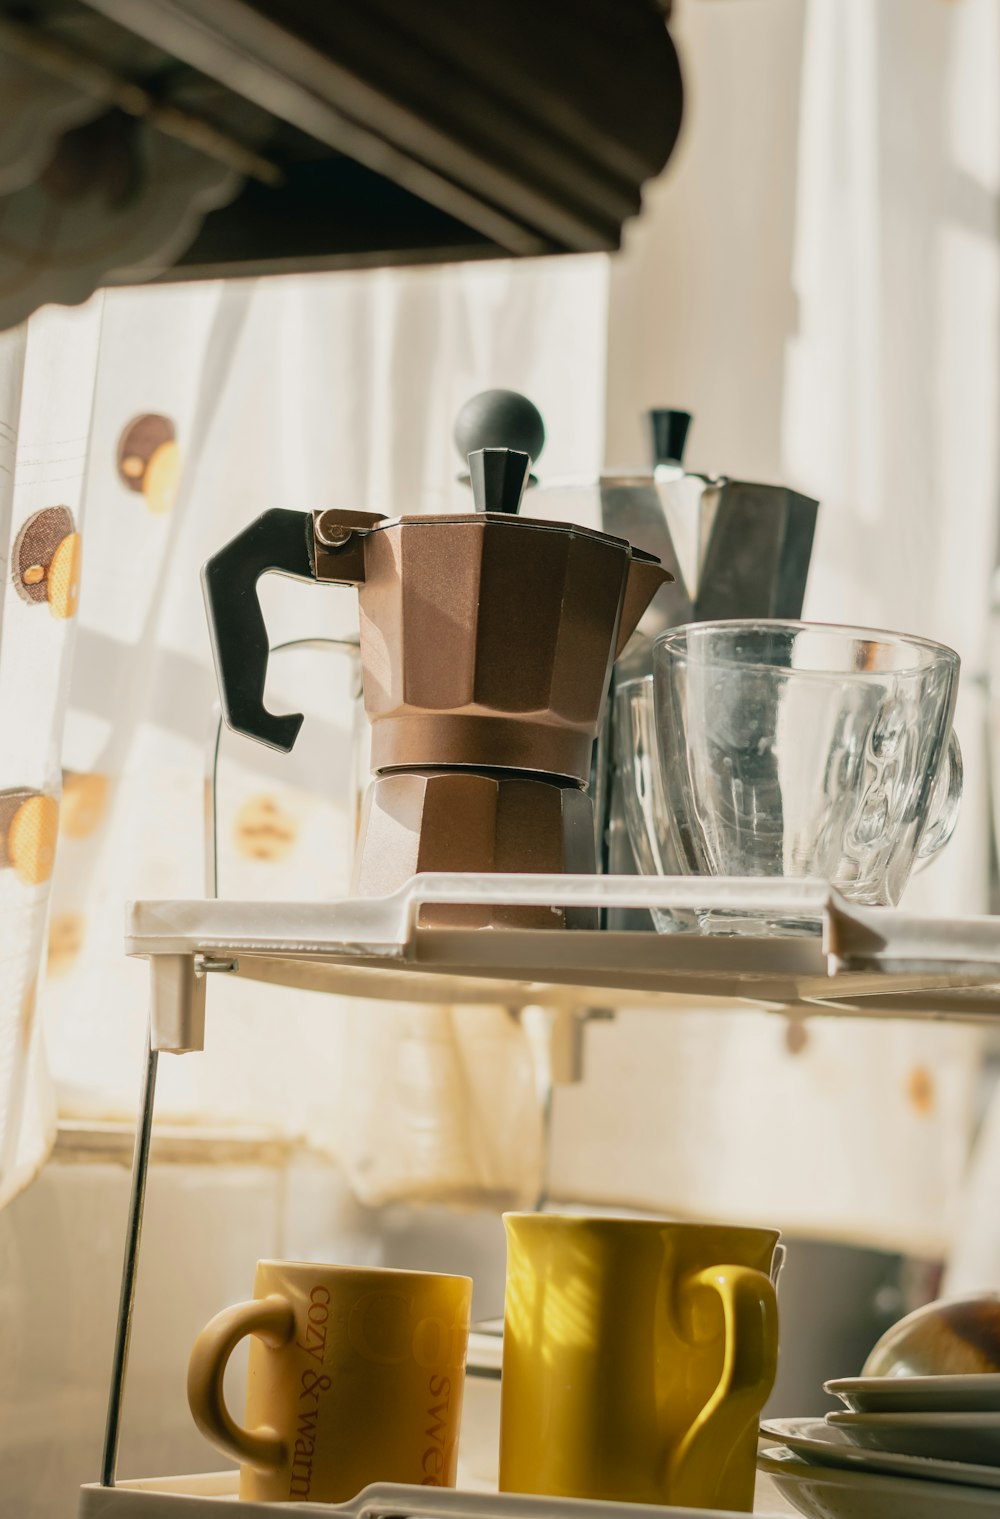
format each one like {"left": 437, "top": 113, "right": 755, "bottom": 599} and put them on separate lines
{"left": 606, "top": 0, "right": 806, "bottom": 481}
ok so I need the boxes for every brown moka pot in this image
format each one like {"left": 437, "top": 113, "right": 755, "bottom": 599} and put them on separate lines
{"left": 202, "top": 448, "right": 671, "bottom": 927}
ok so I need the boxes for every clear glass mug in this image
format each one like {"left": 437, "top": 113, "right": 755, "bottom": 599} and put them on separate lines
{"left": 628, "top": 621, "right": 962, "bottom": 933}
{"left": 614, "top": 677, "right": 695, "bottom": 933}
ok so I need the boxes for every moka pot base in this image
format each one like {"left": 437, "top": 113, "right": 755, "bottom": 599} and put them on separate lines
{"left": 353, "top": 769, "right": 597, "bottom": 930}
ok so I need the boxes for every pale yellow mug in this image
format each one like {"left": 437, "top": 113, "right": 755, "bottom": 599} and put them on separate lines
{"left": 499, "top": 1215, "right": 780, "bottom": 1512}
{"left": 187, "top": 1260, "right": 472, "bottom": 1503}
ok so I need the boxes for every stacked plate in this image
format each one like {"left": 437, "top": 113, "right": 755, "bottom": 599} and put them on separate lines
{"left": 759, "top": 1375, "right": 1000, "bottom": 1518}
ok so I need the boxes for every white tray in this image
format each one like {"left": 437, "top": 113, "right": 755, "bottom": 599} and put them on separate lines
{"left": 78, "top": 1475, "right": 787, "bottom": 1519}
{"left": 126, "top": 876, "right": 1000, "bottom": 1048}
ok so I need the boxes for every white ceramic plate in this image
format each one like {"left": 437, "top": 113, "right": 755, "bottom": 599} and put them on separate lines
{"left": 828, "top": 1409, "right": 1000, "bottom": 1465}
{"left": 826, "top": 1374, "right": 1000, "bottom": 1414}
{"left": 758, "top": 1445, "right": 1000, "bottom": 1519}
{"left": 761, "top": 1417, "right": 1000, "bottom": 1490}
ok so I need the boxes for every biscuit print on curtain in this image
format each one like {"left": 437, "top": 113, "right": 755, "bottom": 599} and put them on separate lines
{"left": 0, "top": 301, "right": 101, "bottom": 1208}
{"left": 37, "top": 261, "right": 606, "bottom": 1212}
{"left": 41, "top": 280, "right": 252, "bottom": 1120}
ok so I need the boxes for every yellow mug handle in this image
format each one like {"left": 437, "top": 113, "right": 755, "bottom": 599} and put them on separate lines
{"left": 667, "top": 1264, "right": 778, "bottom": 1503}
{"left": 187, "top": 1294, "right": 296, "bottom": 1472}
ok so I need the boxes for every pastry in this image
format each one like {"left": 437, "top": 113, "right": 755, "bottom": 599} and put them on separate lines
{"left": 0, "top": 789, "right": 59, "bottom": 885}
{"left": 11, "top": 506, "right": 80, "bottom": 617}
{"left": 47, "top": 912, "right": 85, "bottom": 977}
{"left": 907, "top": 1063, "right": 935, "bottom": 1115}
{"left": 60, "top": 771, "right": 109, "bottom": 839}
{"left": 117, "top": 413, "right": 179, "bottom": 514}
{"left": 233, "top": 793, "right": 298, "bottom": 861}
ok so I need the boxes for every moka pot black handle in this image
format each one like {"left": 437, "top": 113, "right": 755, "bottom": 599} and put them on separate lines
{"left": 201, "top": 508, "right": 316, "bottom": 752}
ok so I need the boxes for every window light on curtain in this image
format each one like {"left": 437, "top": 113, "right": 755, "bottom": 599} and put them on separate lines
{"left": 0, "top": 0, "right": 998, "bottom": 1274}
{"left": 0, "top": 258, "right": 609, "bottom": 1212}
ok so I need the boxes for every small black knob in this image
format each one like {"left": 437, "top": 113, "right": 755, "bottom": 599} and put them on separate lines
{"left": 454, "top": 390, "right": 545, "bottom": 471}
{"left": 646, "top": 408, "right": 692, "bottom": 470}
{"left": 468, "top": 448, "right": 530, "bottom": 515}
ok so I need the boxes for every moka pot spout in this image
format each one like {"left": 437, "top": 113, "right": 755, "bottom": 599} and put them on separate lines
{"left": 615, "top": 552, "right": 674, "bottom": 658}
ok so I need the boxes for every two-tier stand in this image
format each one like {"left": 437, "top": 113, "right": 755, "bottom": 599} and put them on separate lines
{"left": 80, "top": 873, "right": 1000, "bottom": 1519}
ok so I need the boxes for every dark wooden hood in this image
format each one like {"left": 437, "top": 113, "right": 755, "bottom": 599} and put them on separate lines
{"left": 0, "top": 0, "right": 683, "bottom": 309}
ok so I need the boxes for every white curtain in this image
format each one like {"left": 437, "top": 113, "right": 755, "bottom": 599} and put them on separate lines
{"left": 2, "top": 0, "right": 999, "bottom": 1263}
{"left": 0, "top": 302, "right": 102, "bottom": 1207}
{"left": 0, "top": 259, "right": 609, "bottom": 1209}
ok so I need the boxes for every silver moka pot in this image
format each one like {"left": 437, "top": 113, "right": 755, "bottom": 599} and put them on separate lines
{"left": 453, "top": 393, "right": 820, "bottom": 922}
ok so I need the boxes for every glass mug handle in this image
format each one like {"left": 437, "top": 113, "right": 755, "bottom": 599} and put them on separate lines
{"left": 187, "top": 1294, "right": 296, "bottom": 1471}
{"left": 915, "top": 730, "right": 964, "bottom": 868}
{"left": 667, "top": 1265, "right": 778, "bottom": 1502}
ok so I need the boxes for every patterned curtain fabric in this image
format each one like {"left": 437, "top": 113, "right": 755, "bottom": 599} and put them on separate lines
{"left": 0, "top": 259, "right": 608, "bottom": 1210}
{"left": 0, "top": 302, "right": 102, "bottom": 1206}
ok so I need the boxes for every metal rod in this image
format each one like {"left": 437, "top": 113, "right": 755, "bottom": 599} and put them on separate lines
{"left": 204, "top": 636, "right": 361, "bottom": 898}
{"left": 205, "top": 701, "right": 223, "bottom": 899}
{"left": 100, "top": 1028, "right": 159, "bottom": 1487}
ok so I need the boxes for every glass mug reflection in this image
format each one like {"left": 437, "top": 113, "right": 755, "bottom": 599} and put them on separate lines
{"left": 614, "top": 677, "right": 693, "bottom": 934}
{"left": 499, "top": 1214, "right": 780, "bottom": 1513}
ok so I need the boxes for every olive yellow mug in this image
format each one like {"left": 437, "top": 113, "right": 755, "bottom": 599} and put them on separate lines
{"left": 187, "top": 1260, "right": 472, "bottom": 1503}
{"left": 499, "top": 1216, "right": 780, "bottom": 1513}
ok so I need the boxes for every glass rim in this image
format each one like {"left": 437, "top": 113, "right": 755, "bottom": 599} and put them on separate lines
{"left": 653, "top": 619, "right": 960, "bottom": 675}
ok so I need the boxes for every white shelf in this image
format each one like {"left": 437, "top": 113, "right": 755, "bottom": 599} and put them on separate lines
{"left": 125, "top": 875, "right": 1000, "bottom": 1043}
{"left": 94, "top": 878, "right": 952, "bottom": 1513}
{"left": 78, "top": 1473, "right": 787, "bottom": 1519}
